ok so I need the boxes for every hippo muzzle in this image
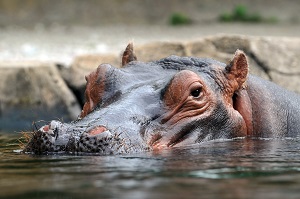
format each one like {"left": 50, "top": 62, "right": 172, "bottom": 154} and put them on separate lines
{"left": 25, "top": 120, "right": 132, "bottom": 155}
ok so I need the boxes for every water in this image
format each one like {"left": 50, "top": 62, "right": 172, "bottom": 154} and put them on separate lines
{"left": 1, "top": 133, "right": 300, "bottom": 199}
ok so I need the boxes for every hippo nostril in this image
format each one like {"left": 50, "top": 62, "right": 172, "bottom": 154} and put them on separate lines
{"left": 42, "top": 125, "right": 49, "bottom": 132}
{"left": 88, "top": 126, "right": 108, "bottom": 136}
{"left": 38, "top": 122, "right": 59, "bottom": 140}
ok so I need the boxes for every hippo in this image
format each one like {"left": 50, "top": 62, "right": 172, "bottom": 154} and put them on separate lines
{"left": 23, "top": 43, "right": 300, "bottom": 155}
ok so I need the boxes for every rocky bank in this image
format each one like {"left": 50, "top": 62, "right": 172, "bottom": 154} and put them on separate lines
{"left": 1, "top": 35, "right": 300, "bottom": 132}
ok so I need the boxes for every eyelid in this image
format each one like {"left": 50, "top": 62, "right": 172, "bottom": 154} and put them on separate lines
{"left": 189, "top": 81, "right": 203, "bottom": 91}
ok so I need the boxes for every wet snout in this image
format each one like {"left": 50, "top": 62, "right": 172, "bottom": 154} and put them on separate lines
{"left": 24, "top": 119, "right": 135, "bottom": 155}
{"left": 38, "top": 120, "right": 111, "bottom": 148}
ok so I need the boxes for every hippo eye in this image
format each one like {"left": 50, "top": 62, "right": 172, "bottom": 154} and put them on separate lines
{"left": 190, "top": 87, "right": 202, "bottom": 98}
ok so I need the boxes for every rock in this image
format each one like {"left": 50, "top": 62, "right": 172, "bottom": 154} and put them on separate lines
{"left": 209, "top": 35, "right": 251, "bottom": 54}
{"left": 0, "top": 62, "right": 81, "bottom": 132}
{"left": 250, "top": 37, "right": 300, "bottom": 93}
{"left": 185, "top": 38, "right": 224, "bottom": 59}
{"left": 135, "top": 42, "right": 187, "bottom": 62}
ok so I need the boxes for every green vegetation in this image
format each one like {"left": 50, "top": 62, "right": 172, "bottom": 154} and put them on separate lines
{"left": 219, "top": 5, "right": 278, "bottom": 23}
{"left": 169, "top": 12, "right": 192, "bottom": 26}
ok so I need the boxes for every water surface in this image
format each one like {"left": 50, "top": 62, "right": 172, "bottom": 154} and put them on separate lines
{"left": 1, "top": 133, "right": 300, "bottom": 199}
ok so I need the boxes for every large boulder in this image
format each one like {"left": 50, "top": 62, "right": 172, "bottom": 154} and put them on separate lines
{"left": 250, "top": 37, "right": 300, "bottom": 93}
{"left": 0, "top": 62, "right": 81, "bottom": 132}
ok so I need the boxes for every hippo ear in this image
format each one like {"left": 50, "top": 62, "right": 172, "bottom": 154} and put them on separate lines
{"left": 121, "top": 43, "right": 137, "bottom": 67}
{"left": 225, "top": 50, "right": 249, "bottom": 91}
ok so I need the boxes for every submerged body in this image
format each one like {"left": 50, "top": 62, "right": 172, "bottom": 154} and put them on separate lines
{"left": 24, "top": 44, "right": 300, "bottom": 155}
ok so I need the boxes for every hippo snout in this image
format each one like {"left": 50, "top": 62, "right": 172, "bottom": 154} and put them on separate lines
{"left": 23, "top": 120, "right": 137, "bottom": 155}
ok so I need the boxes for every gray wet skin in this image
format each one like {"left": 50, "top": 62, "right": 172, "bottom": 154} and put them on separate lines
{"left": 24, "top": 47, "right": 300, "bottom": 155}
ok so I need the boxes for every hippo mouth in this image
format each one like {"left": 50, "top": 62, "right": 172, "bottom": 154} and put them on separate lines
{"left": 23, "top": 121, "right": 145, "bottom": 155}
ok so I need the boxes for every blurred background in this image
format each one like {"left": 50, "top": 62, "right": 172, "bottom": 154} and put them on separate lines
{"left": 0, "top": 0, "right": 299, "bottom": 26}
{"left": 0, "top": 0, "right": 299, "bottom": 64}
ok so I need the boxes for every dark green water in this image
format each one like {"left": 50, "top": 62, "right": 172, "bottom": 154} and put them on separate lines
{"left": 1, "top": 133, "right": 300, "bottom": 199}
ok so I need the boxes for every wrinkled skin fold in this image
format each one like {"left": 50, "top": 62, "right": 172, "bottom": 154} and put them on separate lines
{"left": 23, "top": 44, "right": 300, "bottom": 155}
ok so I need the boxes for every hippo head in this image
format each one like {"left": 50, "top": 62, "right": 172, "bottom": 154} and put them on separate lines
{"left": 24, "top": 44, "right": 251, "bottom": 155}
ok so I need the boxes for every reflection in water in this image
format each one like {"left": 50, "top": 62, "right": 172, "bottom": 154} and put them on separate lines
{"left": 1, "top": 134, "right": 300, "bottom": 199}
